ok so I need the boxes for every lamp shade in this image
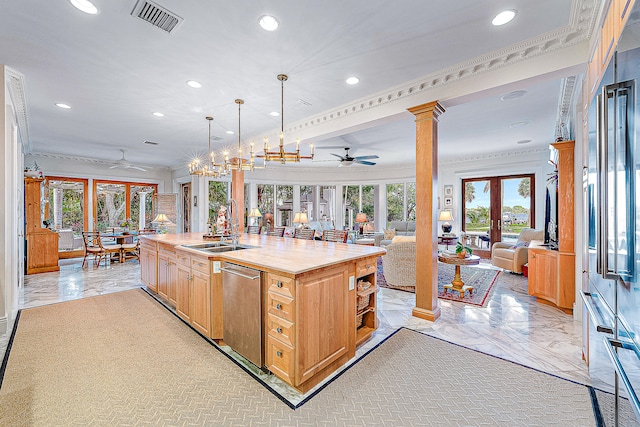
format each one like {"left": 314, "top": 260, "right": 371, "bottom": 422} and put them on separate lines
{"left": 355, "top": 212, "right": 367, "bottom": 223}
{"left": 153, "top": 213, "right": 170, "bottom": 223}
{"left": 293, "top": 212, "right": 308, "bottom": 224}
{"left": 438, "top": 210, "right": 453, "bottom": 221}
{"left": 249, "top": 208, "right": 262, "bottom": 218}
{"left": 363, "top": 222, "right": 375, "bottom": 233}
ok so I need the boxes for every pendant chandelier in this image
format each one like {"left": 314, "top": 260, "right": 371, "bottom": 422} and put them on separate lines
{"left": 224, "top": 99, "right": 264, "bottom": 171}
{"left": 188, "top": 116, "right": 227, "bottom": 177}
{"left": 260, "top": 74, "right": 314, "bottom": 164}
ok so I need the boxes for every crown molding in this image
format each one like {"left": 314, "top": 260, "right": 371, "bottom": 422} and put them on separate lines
{"left": 281, "top": 0, "right": 599, "bottom": 137}
{"left": 439, "top": 147, "right": 549, "bottom": 165}
{"left": 27, "top": 151, "right": 171, "bottom": 170}
{"left": 556, "top": 75, "right": 578, "bottom": 139}
{"left": 5, "top": 66, "right": 30, "bottom": 152}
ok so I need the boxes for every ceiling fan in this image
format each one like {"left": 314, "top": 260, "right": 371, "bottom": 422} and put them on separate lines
{"left": 109, "top": 149, "right": 148, "bottom": 172}
{"left": 330, "top": 147, "right": 379, "bottom": 167}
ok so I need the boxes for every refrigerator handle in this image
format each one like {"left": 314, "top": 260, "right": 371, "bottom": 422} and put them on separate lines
{"left": 604, "top": 337, "right": 640, "bottom": 422}
{"left": 580, "top": 291, "right": 614, "bottom": 334}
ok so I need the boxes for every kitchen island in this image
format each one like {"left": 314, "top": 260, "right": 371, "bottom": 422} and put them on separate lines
{"left": 139, "top": 232, "right": 385, "bottom": 392}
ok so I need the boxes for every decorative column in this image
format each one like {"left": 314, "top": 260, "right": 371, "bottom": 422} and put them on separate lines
{"left": 231, "top": 169, "right": 245, "bottom": 231}
{"left": 408, "top": 101, "right": 445, "bottom": 322}
{"left": 138, "top": 191, "right": 148, "bottom": 230}
{"left": 53, "top": 187, "right": 63, "bottom": 229}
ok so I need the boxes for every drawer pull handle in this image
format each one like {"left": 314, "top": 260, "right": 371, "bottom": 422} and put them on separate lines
{"left": 276, "top": 351, "right": 282, "bottom": 357}
{"left": 276, "top": 303, "right": 282, "bottom": 310}
{"left": 276, "top": 281, "right": 282, "bottom": 288}
{"left": 276, "top": 327, "right": 282, "bottom": 333}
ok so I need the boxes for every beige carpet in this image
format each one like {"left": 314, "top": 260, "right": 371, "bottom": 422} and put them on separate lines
{"left": 0, "top": 289, "right": 599, "bottom": 426}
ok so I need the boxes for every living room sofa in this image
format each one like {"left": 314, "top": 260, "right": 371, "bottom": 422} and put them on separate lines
{"left": 380, "top": 221, "right": 416, "bottom": 246}
{"left": 491, "top": 228, "right": 543, "bottom": 273}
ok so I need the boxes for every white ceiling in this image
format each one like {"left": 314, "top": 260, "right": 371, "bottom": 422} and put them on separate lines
{"left": 1, "top": 0, "right": 587, "bottom": 171}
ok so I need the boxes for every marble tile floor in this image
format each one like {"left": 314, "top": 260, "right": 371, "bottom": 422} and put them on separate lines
{"left": 1, "top": 257, "right": 604, "bottom": 404}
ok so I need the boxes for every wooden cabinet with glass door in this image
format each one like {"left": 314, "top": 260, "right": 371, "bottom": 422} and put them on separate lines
{"left": 25, "top": 177, "right": 59, "bottom": 274}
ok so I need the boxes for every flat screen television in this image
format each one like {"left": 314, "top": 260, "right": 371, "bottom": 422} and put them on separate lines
{"left": 544, "top": 184, "right": 558, "bottom": 250}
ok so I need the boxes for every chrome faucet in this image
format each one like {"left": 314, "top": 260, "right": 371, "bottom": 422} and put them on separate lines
{"left": 227, "top": 198, "right": 240, "bottom": 248}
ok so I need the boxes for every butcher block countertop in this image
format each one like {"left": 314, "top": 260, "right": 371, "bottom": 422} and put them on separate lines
{"left": 141, "top": 232, "right": 386, "bottom": 276}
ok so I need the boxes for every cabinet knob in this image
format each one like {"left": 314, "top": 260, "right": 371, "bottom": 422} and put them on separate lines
{"left": 276, "top": 281, "right": 282, "bottom": 288}
{"left": 366, "top": 264, "right": 371, "bottom": 269}
{"left": 276, "top": 327, "right": 282, "bottom": 334}
{"left": 276, "top": 303, "right": 282, "bottom": 310}
{"left": 276, "top": 351, "right": 282, "bottom": 357}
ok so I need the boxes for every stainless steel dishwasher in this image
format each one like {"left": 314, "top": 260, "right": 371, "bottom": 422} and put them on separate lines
{"left": 221, "top": 262, "right": 264, "bottom": 368}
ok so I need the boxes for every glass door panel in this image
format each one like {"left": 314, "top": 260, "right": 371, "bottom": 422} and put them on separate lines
{"left": 463, "top": 180, "right": 491, "bottom": 250}
{"left": 130, "top": 185, "right": 155, "bottom": 230}
{"left": 500, "top": 177, "right": 532, "bottom": 243}
{"left": 95, "top": 183, "right": 126, "bottom": 231}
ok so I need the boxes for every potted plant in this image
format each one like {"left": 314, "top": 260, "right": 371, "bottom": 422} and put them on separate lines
{"left": 120, "top": 218, "right": 133, "bottom": 233}
{"left": 455, "top": 241, "right": 472, "bottom": 258}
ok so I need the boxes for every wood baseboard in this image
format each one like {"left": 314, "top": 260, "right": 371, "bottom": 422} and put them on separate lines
{"left": 58, "top": 249, "right": 84, "bottom": 259}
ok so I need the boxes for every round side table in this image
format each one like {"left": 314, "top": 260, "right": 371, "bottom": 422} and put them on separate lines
{"left": 437, "top": 254, "right": 480, "bottom": 297}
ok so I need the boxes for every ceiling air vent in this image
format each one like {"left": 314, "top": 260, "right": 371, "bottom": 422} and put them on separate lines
{"left": 143, "top": 140, "right": 159, "bottom": 145}
{"left": 131, "top": 0, "right": 183, "bottom": 34}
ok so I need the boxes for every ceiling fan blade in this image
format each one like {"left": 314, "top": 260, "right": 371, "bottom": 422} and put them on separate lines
{"left": 355, "top": 160, "right": 376, "bottom": 166}
{"left": 353, "top": 155, "right": 379, "bottom": 160}
{"left": 109, "top": 164, "right": 120, "bottom": 169}
{"left": 130, "top": 166, "right": 147, "bottom": 172}
{"left": 330, "top": 153, "right": 344, "bottom": 159}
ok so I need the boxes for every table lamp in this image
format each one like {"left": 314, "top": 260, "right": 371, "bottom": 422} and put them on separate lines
{"left": 438, "top": 210, "right": 453, "bottom": 234}
{"left": 248, "top": 208, "right": 262, "bottom": 226}
{"left": 355, "top": 212, "right": 367, "bottom": 234}
{"left": 153, "top": 213, "right": 170, "bottom": 234}
{"left": 293, "top": 211, "right": 309, "bottom": 228}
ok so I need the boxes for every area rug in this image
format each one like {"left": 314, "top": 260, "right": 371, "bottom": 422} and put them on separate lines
{"left": 377, "top": 257, "right": 500, "bottom": 306}
{"left": 0, "top": 295, "right": 601, "bottom": 426}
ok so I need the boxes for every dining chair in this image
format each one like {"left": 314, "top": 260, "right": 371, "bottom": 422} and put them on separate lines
{"left": 265, "top": 226, "right": 285, "bottom": 237}
{"left": 323, "top": 229, "right": 348, "bottom": 243}
{"left": 247, "top": 225, "right": 261, "bottom": 234}
{"left": 82, "top": 231, "right": 121, "bottom": 268}
{"left": 293, "top": 228, "right": 315, "bottom": 240}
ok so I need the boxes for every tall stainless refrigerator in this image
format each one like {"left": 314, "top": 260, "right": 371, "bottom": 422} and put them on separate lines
{"left": 583, "top": 4, "right": 640, "bottom": 424}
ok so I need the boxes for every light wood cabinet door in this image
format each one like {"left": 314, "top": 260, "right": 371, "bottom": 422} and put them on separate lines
{"left": 167, "top": 259, "right": 177, "bottom": 305}
{"left": 157, "top": 253, "right": 169, "bottom": 300}
{"left": 190, "top": 269, "right": 211, "bottom": 337}
{"left": 529, "top": 249, "right": 558, "bottom": 303}
{"left": 295, "top": 265, "right": 350, "bottom": 386}
{"left": 140, "top": 249, "right": 157, "bottom": 292}
{"left": 176, "top": 263, "right": 191, "bottom": 322}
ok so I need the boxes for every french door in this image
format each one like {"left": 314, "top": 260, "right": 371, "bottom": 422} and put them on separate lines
{"left": 462, "top": 174, "right": 535, "bottom": 253}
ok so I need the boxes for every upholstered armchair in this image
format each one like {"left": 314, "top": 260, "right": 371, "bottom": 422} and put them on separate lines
{"left": 490, "top": 228, "right": 543, "bottom": 273}
{"left": 381, "top": 236, "right": 416, "bottom": 289}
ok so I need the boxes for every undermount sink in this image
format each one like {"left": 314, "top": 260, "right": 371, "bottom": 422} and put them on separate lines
{"left": 181, "top": 242, "right": 254, "bottom": 253}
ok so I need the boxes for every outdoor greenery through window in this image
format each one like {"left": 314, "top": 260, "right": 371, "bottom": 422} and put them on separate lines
{"left": 257, "top": 184, "right": 274, "bottom": 229}
{"left": 48, "top": 177, "right": 88, "bottom": 233}
{"left": 208, "top": 181, "right": 229, "bottom": 220}
{"left": 94, "top": 180, "right": 158, "bottom": 231}
{"left": 386, "top": 182, "right": 415, "bottom": 225}
{"left": 276, "top": 185, "right": 293, "bottom": 226}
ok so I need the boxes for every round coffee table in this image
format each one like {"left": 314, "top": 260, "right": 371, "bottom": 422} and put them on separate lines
{"left": 438, "top": 254, "right": 480, "bottom": 297}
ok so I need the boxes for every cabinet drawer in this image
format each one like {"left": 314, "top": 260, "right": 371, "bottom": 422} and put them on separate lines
{"left": 356, "top": 257, "right": 377, "bottom": 278}
{"left": 140, "top": 239, "right": 156, "bottom": 251}
{"left": 267, "top": 292, "right": 295, "bottom": 323}
{"left": 267, "top": 314, "right": 295, "bottom": 347}
{"left": 266, "top": 338, "right": 294, "bottom": 385}
{"left": 158, "top": 243, "right": 176, "bottom": 257}
{"left": 191, "top": 257, "right": 210, "bottom": 274}
{"left": 266, "top": 273, "right": 295, "bottom": 298}
{"left": 176, "top": 253, "right": 191, "bottom": 267}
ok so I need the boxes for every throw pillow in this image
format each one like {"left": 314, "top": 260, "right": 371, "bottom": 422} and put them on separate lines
{"left": 512, "top": 241, "right": 530, "bottom": 249}
{"left": 383, "top": 228, "right": 396, "bottom": 240}
{"left": 391, "top": 235, "right": 416, "bottom": 243}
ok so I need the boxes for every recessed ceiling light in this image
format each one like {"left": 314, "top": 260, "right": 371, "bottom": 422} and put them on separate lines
{"left": 509, "top": 121, "right": 529, "bottom": 128}
{"left": 346, "top": 76, "right": 360, "bottom": 85}
{"left": 226, "top": 130, "right": 234, "bottom": 135}
{"left": 186, "top": 80, "right": 202, "bottom": 88}
{"left": 258, "top": 15, "right": 279, "bottom": 31}
{"left": 501, "top": 90, "right": 527, "bottom": 101}
{"left": 69, "top": 0, "right": 98, "bottom": 14}
{"left": 492, "top": 10, "right": 516, "bottom": 26}
{"left": 152, "top": 112, "right": 164, "bottom": 117}
{"left": 270, "top": 111, "right": 280, "bottom": 117}
{"left": 55, "top": 103, "right": 71, "bottom": 109}
{"left": 516, "top": 139, "right": 532, "bottom": 145}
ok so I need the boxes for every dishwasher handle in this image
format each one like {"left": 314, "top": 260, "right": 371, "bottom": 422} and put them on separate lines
{"left": 221, "top": 266, "right": 261, "bottom": 280}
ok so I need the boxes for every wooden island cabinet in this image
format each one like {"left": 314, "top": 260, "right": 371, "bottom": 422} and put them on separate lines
{"left": 139, "top": 232, "right": 385, "bottom": 392}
